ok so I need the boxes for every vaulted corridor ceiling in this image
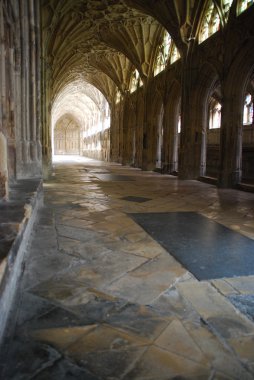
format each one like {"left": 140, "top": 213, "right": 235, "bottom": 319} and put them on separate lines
{"left": 41, "top": 0, "right": 197, "bottom": 101}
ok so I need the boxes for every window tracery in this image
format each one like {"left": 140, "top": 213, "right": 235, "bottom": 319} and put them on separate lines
{"left": 223, "top": 0, "right": 234, "bottom": 21}
{"left": 170, "top": 43, "right": 181, "bottom": 64}
{"left": 115, "top": 90, "right": 121, "bottom": 104}
{"left": 154, "top": 31, "right": 180, "bottom": 76}
{"left": 130, "top": 69, "right": 143, "bottom": 93}
{"left": 209, "top": 99, "right": 221, "bottom": 129}
{"left": 243, "top": 93, "right": 254, "bottom": 125}
{"left": 199, "top": 1, "right": 220, "bottom": 43}
{"left": 154, "top": 31, "right": 171, "bottom": 76}
{"left": 238, "top": 0, "right": 254, "bottom": 14}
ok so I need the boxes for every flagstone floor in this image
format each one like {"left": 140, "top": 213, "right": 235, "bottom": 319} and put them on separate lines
{"left": 2, "top": 155, "right": 254, "bottom": 379}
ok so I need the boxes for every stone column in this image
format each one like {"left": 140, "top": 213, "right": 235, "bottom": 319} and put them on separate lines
{"left": 162, "top": 84, "right": 181, "bottom": 173}
{"left": 218, "top": 90, "right": 242, "bottom": 187}
{"left": 19, "top": 0, "right": 30, "bottom": 171}
{"left": 178, "top": 46, "right": 205, "bottom": 180}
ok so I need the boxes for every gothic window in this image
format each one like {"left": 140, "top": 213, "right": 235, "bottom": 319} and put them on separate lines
{"left": 199, "top": 1, "right": 220, "bottom": 43}
{"left": 115, "top": 90, "right": 121, "bottom": 104}
{"left": 130, "top": 69, "right": 142, "bottom": 93}
{"left": 238, "top": 0, "right": 254, "bottom": 14}
{"left": 178, "top": 115, "right": 181, "bottom": 133}
{"left": 209, "top": 99, "right": 221, "bottom": 129}
{"left": 243, "top": 94, "right": 254, "bottom": 124}
{"left": 223, "top": 0, "right": 234, "bottom": 21}
{"left": 154, "top": 31, "right": 172, "bottom": 76}
{"left": 154, "top": 31, "right": 181, "bottom": 76}
{"left": 170, "top": 43, "right": 181, "bottom": 64}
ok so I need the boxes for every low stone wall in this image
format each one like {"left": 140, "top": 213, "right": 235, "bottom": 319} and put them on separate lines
{"left": 0, "top": 179, "right": 43, "bottom": 345}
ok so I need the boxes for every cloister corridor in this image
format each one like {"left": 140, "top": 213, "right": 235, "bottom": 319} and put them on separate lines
{"left": 1, "top": 156, "right": 254, "bottom": 379}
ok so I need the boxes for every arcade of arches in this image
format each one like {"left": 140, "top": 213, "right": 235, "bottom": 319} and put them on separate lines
{"left": 1, "top": 0, "right": 254, "bottom": 378}
{"left": 0, "top": 0, "right": 254, "bottom": 198}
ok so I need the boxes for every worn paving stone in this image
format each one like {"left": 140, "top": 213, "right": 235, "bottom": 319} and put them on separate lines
{"left": 211, "top": 279, "right": 239, "bottom": 296}
{"left": 104, "top": 253, "right": 187, "bottom": 305}
{"left": 123, "top": 345, "right": 210, "bottom": 380}
{"left": 33, "top": 357, "right": 100, "bottom": 380}
{"left": 28, "top": 277, "right": 93, "bottom": 306}
{"left": 150, "top": 285, "right": 200, "bottom": 322}
{"left": 2, "top": 157, "right": 254, "bottom": 380}
{"left": 1, "top": 337, "right": 61, "bottom": 380}
{"left": 23, "top": 305, "right": 94, "bottom": 330}
{"left": 30, "top": 325, "right": 97, "bottom": 351}
{"left": 105, "top": 303, "right": 169, "bottom": 340}
{"left": 227, "top": 294, "right": 254, "bottom": 322}
{"left": 154, "top": 319, "right": 207, "bottom": 365}
{"left": 225, "top": 276, "right": 254, "bottom": 295}
{"left": 176, "top": 281, "right": 254, "bottom": 339}
{"left": 16, "top": 292, "right": 56, "bottom": 327}
{"left": 78, "top": 347, "right": 147, "bottom": 380}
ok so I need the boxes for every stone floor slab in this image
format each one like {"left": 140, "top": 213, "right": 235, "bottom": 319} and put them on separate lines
{"left": 2, "top": 157, "right": 254, "bottom": 379}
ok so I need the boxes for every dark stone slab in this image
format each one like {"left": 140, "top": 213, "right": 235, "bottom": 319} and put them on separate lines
{"left": 121, "top": 196, "right": 151, "bottom": 203}
{"left": 0, "top": 337, "right": 61, "bottom": 380}
{"left": 228, "top": 294, "right": 254, "bottom": 322}
{"left": 130, "top": 212, "right": 254, "bottom": 280}
{"left": 94, "top": 174, "right": 135, "bottom": 181}
{"left": 34, "top": 358, "right": 100, "bottom": 380}
{"left": 23, "top": 305, "right": 90, "bottom": 330}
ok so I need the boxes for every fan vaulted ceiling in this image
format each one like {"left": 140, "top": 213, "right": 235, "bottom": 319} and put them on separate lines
{"left": 41, "top": 0, "right": 198, "bottom": 103}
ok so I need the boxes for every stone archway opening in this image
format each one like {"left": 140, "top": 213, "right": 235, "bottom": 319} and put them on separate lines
{"left": 54, "top": 116, "right": 81, "bottom": 155}
{"left": 51, "top": 80, "right": 111, "bottom": 161}
{"left": 206, "top": 87, "right": 222, "bottom": 179}
{"left": 241, "top": 73, "right": 254, "bottom": 183}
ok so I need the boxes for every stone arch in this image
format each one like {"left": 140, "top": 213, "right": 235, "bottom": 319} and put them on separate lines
{"left": 219, "top": 40, "right": 254, "bottom": 186}
{"left": 192, "top": 61, "right": 220, "bottom": 178}
{"left": 179, "top": 60, "right": 220, "bottom": 179}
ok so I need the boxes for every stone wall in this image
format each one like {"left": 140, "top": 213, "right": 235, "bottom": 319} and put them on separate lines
{"left": 109, "top": 6, "right": 254, "bottom": 187}
{"left": 83, "top": 129, "right": 110, "bottom": 161}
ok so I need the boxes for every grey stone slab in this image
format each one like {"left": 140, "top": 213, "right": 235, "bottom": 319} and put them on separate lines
{"left": 23, "top": 305, "right": 91, "bottom": 330}
{"left": 56, "top": 225, "right": 101, "bottom": 243}
{"left": 228, "top": 294, "right": 254, "bottom": 323}
{"left": 17, "top": 292, "right": 55, "bottom": 327}
{"left": 94, "top": 174, "right": 135, "bottom": 181}
{"left": 67, "top": 347, "right": 147, "bottom": 380}
{"left": 34, "top": 358, "right": 100, "bottom": 380}
{"left": 71, "top": 298, "right": 127, "bottom": 323}
{"left": 130, "top": 212, "right": 254, "bottom": 280}
{"left": 0, "top": 337, "right": 61, "bottom": 380}
{"left": 105, "top": 302, "right": 169, "bottom": 340}
{"left": 121, "top": 196, "right": 151, "bottom": 203}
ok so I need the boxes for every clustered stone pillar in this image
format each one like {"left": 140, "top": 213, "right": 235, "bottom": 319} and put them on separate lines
{"left": 16, "top": 0, "right": 42, "bottom": 178}
{"left": 0, "top": 0, "right": 42, "bottom": 199}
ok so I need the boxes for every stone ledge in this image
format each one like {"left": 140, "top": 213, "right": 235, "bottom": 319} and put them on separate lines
{"left": 0, "top": 179, "right": 43, "bottom": 344}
